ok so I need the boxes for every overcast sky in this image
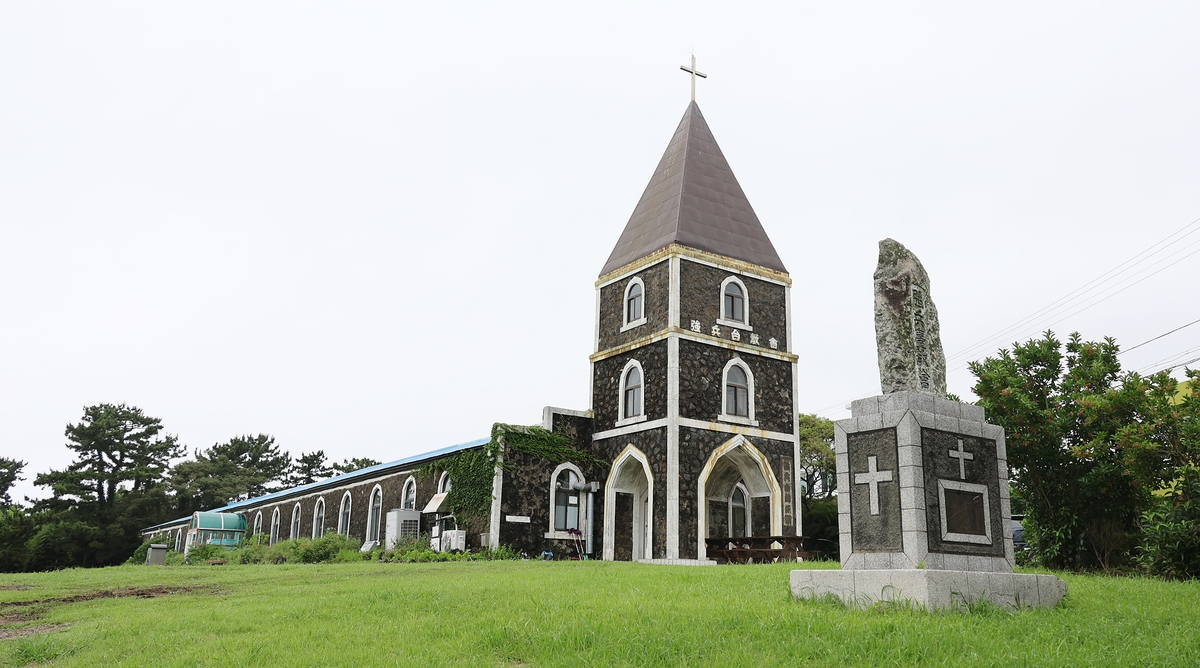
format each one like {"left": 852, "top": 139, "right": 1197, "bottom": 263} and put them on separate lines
{"left": 3, "top": 2, "right": 1199, "bottom": 503}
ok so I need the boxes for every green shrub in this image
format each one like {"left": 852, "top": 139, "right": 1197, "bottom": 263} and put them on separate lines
{"left": 1138, "top": 464, "right": 1200, "bottom": 579}
{"left": 184, "top": 543, "right": 224, "bottom": 565}
{"left": 298, "top": 534, "right": 361, "bottom": 563}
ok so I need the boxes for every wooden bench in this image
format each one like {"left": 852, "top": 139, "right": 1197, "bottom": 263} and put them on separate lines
{"left": 705, "top": 536, "right": 814, "bottom": 564}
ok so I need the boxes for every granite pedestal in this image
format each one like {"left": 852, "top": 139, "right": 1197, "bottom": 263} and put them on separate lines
{"left": 790, "top": 391, "right": 1066, "bottom": 610}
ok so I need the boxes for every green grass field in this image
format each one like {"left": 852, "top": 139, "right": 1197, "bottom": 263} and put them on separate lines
{"left": 2, "top": 560, "right": 1199, "bottom": 667}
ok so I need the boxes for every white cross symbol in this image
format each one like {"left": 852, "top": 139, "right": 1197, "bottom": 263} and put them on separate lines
{"left": 680, "top": 54, "right": 708, "bottom": 102}
{"left": 949, "top": 439, "right": 974, "bottom": 480}
{"left": 854, "top": 455, "right": 894, "bottom": 516}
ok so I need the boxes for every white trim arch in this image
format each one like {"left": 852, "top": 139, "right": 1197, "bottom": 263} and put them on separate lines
{"left": 717, "top": 275, "right": 752, "bottom": 331}
{"left": 253, "top": 511, "right": 263, "bottom": 536}
{"left": 616, "top": 359, "right": 648, "bottom": 427}
{"left": 620, "top": 276, "right": 647, "bottom": 332}
{"left": 401, "top": 476, "right": 418, "bottom": 510}
{"left": 603, "top": 444, "right": 655, "bottom": 561}
{"left": 291, "top": 503, "right": 302, "bottom": 539}
{"left": 545, "top": 462, "right": 586, "bottom": 539}
{"left": 270, "top": 508, "right": 281, "bottom": 545}
{"left": 696, "top": 434, "right": 784, "bottom": 559}
{"left": 367, "top": 484, "right": 384, "bottom": 543}
{"left": 438, "top": 471, "right": 452, "bottom": 494}
{"left": 718, "top": 357, "right": 758, "bottom": 426}
{"left": 338, "top": 491, "right": 353, "bottom": 535}
{"left": 729, "top": 482, "right": 750, "bottom": 538}
{"left": 313, "top": 498, "right": 326, "bottom": 539}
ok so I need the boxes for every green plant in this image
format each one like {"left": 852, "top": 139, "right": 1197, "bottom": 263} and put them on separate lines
{"left": 297, "top": 534, "right": 361, "bottom": 563}
{"left": 1138, "top": 464, "right": 1200, "bottom": 579}
{"left": 184, "top": 543, "right": 224, "bottom": 564}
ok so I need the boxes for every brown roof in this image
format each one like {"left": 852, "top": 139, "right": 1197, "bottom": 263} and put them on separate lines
{"left": 600, "top": 101, "right": 787, "bottom": 277}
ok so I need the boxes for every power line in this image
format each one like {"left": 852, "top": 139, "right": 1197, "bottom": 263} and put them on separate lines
{"left": 1119, "top": 317, "right": 1200, "bottom": 355}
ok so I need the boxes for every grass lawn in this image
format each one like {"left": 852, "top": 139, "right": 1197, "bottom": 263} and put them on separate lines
{"left": 2, "top": 560, "right": 1199, "bottom": 667}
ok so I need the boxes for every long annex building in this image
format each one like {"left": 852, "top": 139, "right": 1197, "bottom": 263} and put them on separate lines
{"left": 144, "top": 100, "right": 804, "bottom": 564}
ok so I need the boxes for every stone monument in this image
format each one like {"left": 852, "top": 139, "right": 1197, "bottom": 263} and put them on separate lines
{"left": 791, "top": 240, "right": 1067, "bottom": 610}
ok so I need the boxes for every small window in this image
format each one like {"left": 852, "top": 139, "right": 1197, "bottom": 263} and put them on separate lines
{"left": 623, "top": 366, "right": 643, "bottom": 418}
{"left": 367, "top": 486, "right": 383, "bottom": 543}
{"left": 313, "top": 498, "right": 326, "bottom": 539}
{"left": 338, "top": 492, "right": 353, "bottom": 535}
{"left": 270, "top": 509, "right": 281, "bottom": 545}
{"left": 253, "top": 512, "right": 263, "bottom": 536}
{"left": 402, "top": 478, "right": 417, "bottom": 510}
{"left": 730, "top": 485, "right": 748, "bottom": 538}
{"left": 291, "top": 503, "right": 302, "bottom": 539}
{"left": 726, "top": 365, "right": 749, "bottom": 417}
{"left": 724, "top": 282, "right": 744, "bottom": 322}
{"left": 626, "top": 282, "right": 643, "bottom": 322}
{"left": 174, "top": 530, "right": 182, "bottom": 552}
{"left": 439, "top": 472, "right": 452, "bottom": 494}
{"left": 554, "top": 469, "right": 581, "bottom": 531}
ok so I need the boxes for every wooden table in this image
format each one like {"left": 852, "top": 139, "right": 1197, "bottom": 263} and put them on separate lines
{"left": 705, "top": 536, "right": 813, "bottom": 564}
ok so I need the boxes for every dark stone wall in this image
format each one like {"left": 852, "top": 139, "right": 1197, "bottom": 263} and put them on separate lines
{"left": 594, "top": 427, "right": 668, "bottom": 559}
{"left": 677, "top": 426, "right": 797, "bottom": 559}
{"left": 922, "top": 429, "right": 1006, "bottom": 557}
{"left": 597, "top": 259, "right": 670, "bottom": 351}
{"left": 678, "top": 258, "right": 788, "bottom": 352}
{"left": 592, "top": 340, "right": 668, "bottom": 432}
{"left": 848, "top": 428, "right": 902, "bottom": 553}
{"left": 235, "top": 465, "right": 445, "bottom": 550}
{"left": 678, "top": 338, "right": 795, "bottom": 434}
{"left": 497, "top": 413, "right": 607, "bottom": 559}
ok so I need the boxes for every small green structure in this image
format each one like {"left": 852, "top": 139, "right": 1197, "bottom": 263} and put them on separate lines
{"left": 184, "top": 512, "right": 247, "bottom": 554}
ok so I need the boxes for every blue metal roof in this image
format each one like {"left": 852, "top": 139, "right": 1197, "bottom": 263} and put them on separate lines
{"left": 143, "top": 436, "right": 490, "bottom": 532}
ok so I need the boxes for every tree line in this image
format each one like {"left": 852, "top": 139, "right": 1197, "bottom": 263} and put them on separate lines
{"left": 0, "top": 404, "right": 379, "bottom": 572}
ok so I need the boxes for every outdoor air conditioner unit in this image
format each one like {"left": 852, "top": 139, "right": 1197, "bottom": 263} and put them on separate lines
{"left": 441, "top": 529, "right": 467, "bottom": 552}
{"left": 385, "top": 509, "right": 422, "bottom": 549}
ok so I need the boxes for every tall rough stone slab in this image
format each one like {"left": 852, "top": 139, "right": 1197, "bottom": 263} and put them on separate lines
{"left": 874, "top": 239, "right": 946, "bottom": 395}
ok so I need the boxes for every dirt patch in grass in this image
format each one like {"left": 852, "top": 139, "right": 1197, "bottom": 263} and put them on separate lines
{"left": 0, "top": 623, "right": 70, "bottom": 640}
{"left": 0, "top": 585, "right": 211, "bottom": 609}
{"left": 0, "top": 585, "right": 33, "bottom": 591}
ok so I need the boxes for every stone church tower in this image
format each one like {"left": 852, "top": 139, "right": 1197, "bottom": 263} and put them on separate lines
{"left": 588, "top": 101, "right": 801, "bottom": 562}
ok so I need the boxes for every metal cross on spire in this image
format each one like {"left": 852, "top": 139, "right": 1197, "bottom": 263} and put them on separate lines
{"left": 679, "top": 54, "right": 707, "bottom": 102}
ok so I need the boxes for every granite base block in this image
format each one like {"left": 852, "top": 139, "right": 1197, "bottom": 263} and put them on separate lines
{"left": 790, "top": 569, "right": 1066, "bottom": 611}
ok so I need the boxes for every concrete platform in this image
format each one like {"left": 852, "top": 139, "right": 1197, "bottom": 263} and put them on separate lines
{"left": 790, "top": 569, "right": 1067, "bottom": 611}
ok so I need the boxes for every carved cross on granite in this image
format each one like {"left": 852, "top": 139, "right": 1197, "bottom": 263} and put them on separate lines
{"left": 854, "top": 455, "right": 894, "bottom": 515}
{"left": 949, "top": 438, "right": 974, "bottom": 480}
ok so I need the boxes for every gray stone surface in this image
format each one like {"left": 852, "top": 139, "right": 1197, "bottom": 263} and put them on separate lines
{"left": 791, "top": 569, "right": 1067, "bottom": 611}
{"left": 678, "top": 258, "right": 788, "bottom": 352}
{"left": 873, "top": 239, "right": 947, "bottom": 395}
{"left": 846, "top": 429, "right": 902, "bottom": 552}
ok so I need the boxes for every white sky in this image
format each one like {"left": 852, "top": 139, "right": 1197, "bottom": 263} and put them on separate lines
{"left": 3, "top": 3, "right": 1199, "bottom": 503}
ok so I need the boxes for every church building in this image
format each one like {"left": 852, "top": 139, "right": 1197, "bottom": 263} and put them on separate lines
{"left": 144, "top": 99, "right": 802, "bottom": 564}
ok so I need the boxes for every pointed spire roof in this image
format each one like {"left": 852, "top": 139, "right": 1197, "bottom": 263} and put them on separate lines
{"left": 600, "top": 101, "right": 787, "bottom": 277}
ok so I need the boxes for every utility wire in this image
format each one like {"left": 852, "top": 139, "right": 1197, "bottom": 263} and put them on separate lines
{"left": 1119, "top": 317, "right": 1200, "bottom": 356}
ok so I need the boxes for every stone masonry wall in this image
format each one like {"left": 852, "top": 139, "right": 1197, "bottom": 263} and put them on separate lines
{"left": 678, "top": 258, "right": 788, "bottom": 353}
{"left": 594, "top": 427, "right": 668, "bottom": 559}
{"left": 597, "top": 259, "right": 670, "bottom": 351}
{"left": 593, "top": 340, "right": 668, "bottom": 432}
{"left": 678, "top": 426, "right": 796, "bottom": 559}
{"left": 678, "top": 338, "right": 795, "bottom": 434}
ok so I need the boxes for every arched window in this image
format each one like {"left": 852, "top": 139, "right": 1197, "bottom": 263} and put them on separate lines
{"left": 291, "top": 503, "right": 302, "bottom": 539}
{"left": 174, "top": 529, "right": 182, "bottom": 552}
{"left": 270, "top": 509, "right": 281, "bottom": 545}
{"left": 253, "top": 512, "right": 263, "bottom": 536}
{"left": 554, "top": 469, "right": 581, "bottom": 531}
{"left": 726, "top": 366, "right": 748, "bottom": 417}
{"left": 617, "top": 359, "right": 646, "bottom": 426}
{"left": 338, "top": 492, "right": 353, "bottom": 535}
{"left": 718, "top": 276, "right": 752, "bottom": 330}
{"left": 730, "top": 483, "right": 749, "bottom": 538}
{"left": 402, "top": 477, "right": 417, "bottom": 510}
{"left": 622, "top": 277, "right": 646, "bottom": 330}
{"left": 624, "top": 367, "right": 642, "bottom": 418}
{"left": 438, "top": 472, "right": 452, "bottom": 494}
{"left": 313, "top": 498, "right": 326, "bottom": 539}
{"left": 719, "top": 358, "right": 757, "bottom": 425}
{"left": 367, "top": 486, "right": 384, "bottom": 543}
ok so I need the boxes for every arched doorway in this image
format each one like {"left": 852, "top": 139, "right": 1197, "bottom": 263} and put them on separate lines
{"left": 604, "top": 445, "right": 654, "bottom": 561}
{"left": 697, "top": 435, "right": 783, "bottom": 559}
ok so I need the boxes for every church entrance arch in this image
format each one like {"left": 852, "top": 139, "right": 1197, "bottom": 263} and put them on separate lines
{"left": 697, "top": 435, "right": 783, "bottom": 559}
{"left": 603, "top": 445, "right": 654, "bottom": 562}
